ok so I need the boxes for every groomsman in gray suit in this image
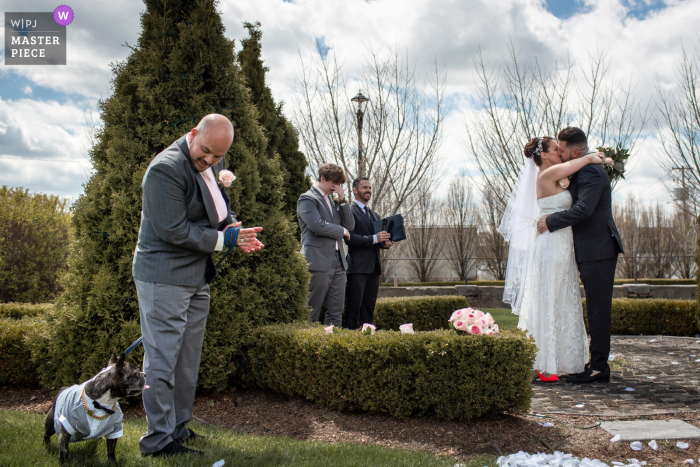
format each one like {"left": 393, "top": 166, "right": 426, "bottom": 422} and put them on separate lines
{"left": 297, "top": 163, "right": 355, "bottom": 326}
{"left": 132, "top": 114, "right": 264, "bottom": 457}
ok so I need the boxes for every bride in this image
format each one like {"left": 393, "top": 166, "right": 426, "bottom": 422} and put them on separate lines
{"left": 499, "top": 137, "right": 605, "bottom": 382}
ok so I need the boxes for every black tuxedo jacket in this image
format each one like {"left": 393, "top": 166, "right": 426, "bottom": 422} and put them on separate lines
{"left": 545, "top": 164, "right": 624, "bottom": 264}
{"left": 344, "top": 202, "right": 386, "bottom": 275}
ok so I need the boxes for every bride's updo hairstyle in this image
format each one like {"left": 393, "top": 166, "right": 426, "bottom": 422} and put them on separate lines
{"left": 524, "top": 136, "right": 554, "bottom": 166}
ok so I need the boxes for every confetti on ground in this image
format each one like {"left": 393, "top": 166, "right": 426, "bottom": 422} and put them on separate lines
{"left": 609, "top": 355, "right": 616, "bottom": 361}
{"left": 678, "top": 442, "right": 690, "bottom": 449}
{"left": 611, "top": 434, "right": 621, "bottom": 442}
{"left": 625, "top": 388, "right": 635, "bottom": 391}
{"left": 650, "top": 339, "right": 657, "bottom": 342}
{"left": 497, "top": 451, "right": 612, "bottom": 466}
{"left": 672, "top": 362, "right": 680, "bottom": 365}
{"left": 574, "top": 404, "right": 585, "bottom": 408}
{"left": 630, "top": 441, "right": 643, "bottom": 451}
{"left": 683, "top": 460, "right": 695, "bottom": 465}
{"left": 647, "top": 376, "right": 656, "bottom": 379}
{"left": 538, "top": 422, "right": 555, "bottom": 427}
{"left": 648, "top": 439, "right": 658, "bottom": 450}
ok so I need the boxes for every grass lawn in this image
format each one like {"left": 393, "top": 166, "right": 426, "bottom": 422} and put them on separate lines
{"left": 483, "top": 308, "right": 519, "bottom": 330}
{"left": 0, "top": 410, "right": 497, "bottom": 467}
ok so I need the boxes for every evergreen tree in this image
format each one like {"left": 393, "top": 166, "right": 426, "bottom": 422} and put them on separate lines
{"left": 31, "top": 0, "right": 310, "bottom": 392}
{"left": 238, "top": 21, "right": 311, "bottom": 220}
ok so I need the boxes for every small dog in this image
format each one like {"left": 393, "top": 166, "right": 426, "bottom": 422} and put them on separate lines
{"left": 44, "top": 351, "right": 147, "bottom": 465}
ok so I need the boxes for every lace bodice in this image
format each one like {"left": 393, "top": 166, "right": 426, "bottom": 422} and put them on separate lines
{"left": 537, "top": 190, "right": 572, "bottom": 216}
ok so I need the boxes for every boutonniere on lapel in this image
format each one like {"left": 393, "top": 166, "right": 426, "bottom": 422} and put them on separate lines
{"left": 218, "top": 169, "right": 236, "bottom": 188}
{"left": 331, "top": 193, "right": 339, "bottom": 205}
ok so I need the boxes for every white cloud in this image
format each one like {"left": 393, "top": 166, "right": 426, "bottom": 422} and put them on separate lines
{"left": 22, "top": 85, "right": 32, "bottom": 95}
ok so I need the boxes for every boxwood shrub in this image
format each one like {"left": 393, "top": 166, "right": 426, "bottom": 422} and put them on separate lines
{"left": 241, "top": 323, "right": 536, "bottom": 420}
{"left": 0, "top": 317, "right": 42, "bottom": 385}
{"left": 582, "top": 298, "right": 698, "bottom": 336}
{"left": 0, "top": 302, "right": 52, "bottom": 319}
{"left": 373, "top": 296, "right": 468, "bottom": 331}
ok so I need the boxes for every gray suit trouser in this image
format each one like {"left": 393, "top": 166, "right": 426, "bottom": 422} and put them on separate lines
{"left": 135, "top": 278, "right": 209, "bottom": 453}
{"left": 308, "top": 249, "right": 346, "bottom": 327}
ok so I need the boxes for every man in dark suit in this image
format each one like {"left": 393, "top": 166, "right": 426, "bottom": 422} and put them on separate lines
{"left": 537, "top": 127, "right": 624, "bottom": 384}
{"left": 344, "top": 178, "right": 394, "bottom": 330}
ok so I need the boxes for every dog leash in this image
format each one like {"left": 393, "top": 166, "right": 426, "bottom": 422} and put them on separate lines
{"left": 123, "top": 227, "right": 240, "bottom": 356}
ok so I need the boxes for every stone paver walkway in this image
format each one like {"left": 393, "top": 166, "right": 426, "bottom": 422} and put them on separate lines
{"left": 530, "top": 335, "right": 700, "bottom": 415}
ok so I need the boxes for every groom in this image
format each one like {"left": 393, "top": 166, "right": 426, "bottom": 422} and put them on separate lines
{"left": 537, "top": 127, "right": 623, "bottom": 384}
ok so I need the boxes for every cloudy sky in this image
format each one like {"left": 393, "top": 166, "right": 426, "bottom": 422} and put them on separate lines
{"left": 1, "top": 0, "right": 698, "bottom": 204}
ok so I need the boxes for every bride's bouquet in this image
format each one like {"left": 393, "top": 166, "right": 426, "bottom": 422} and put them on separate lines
{"left": 596, "top": 144, "right": 629, "bottom": 186}
{"left": 448, "top": 308, "right": 499, "bottom": 336}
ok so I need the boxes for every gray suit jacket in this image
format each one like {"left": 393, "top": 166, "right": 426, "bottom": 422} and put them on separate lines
{"left": 297, "top": 185, "right": 354, "bottom": 272}
{"left": 132, "top": 136, "right": 235, "bottom": 286}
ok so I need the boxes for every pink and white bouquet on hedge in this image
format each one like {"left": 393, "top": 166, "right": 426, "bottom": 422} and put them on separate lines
{"left": 448, "top": 308, "right": 499, "bottom": 336}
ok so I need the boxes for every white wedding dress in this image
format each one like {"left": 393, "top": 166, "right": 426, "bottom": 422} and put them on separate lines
{"left": 517, "top": 190, "right": 588, "bottom": 375}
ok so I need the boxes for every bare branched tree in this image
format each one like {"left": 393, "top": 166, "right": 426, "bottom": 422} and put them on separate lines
{"left": 655, "top": 43, "right": 700, "bottom": 212}
{"left": 613, "top": 195, "right": 644, "bottom": 279}
{"left": 479, "top": 185, "right": 509, "bottom": 280}
{"left": 444, "top": 178, "right": 480, "bottom": 281}
{"left": 669, "top": 207, "right": 698, "bottom": 279}
{"left": 465, "top": 43, "right": 648, "bottom": 211}
{"left": 404, "top": 191, "right": 443, "bottom": 282}
{"left": 293, "top": 44, "right": 446, "bottom": 216}
{"left": 639, "top": 203, "right": 675, "bottom": 279}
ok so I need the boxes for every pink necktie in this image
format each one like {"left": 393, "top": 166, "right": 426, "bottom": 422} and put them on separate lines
{"left": 201, "top": 169, "right": 228, "bottom": 223}
{"left": 325, "top": 195, "right": 338, "bottom": 251}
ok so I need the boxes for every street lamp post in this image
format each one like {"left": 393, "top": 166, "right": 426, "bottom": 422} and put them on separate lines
{"left": 351, "top": 90, "right": 369, "bottom": 178}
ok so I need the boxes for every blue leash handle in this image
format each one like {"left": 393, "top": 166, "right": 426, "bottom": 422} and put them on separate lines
{"left": 124, "top": 227, "right": 239, "bottom": 356}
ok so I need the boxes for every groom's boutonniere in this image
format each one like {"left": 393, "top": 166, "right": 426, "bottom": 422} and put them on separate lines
{"left": 558, "top": 177, "right": 571, "bottom": 189}
{"left": 218, "top": 169, "right": 235, "bottom": 188}
{"left": 331, "top": 192, "right": 339, "bottom": 204}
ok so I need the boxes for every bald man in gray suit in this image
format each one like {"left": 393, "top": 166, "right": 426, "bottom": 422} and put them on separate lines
{"left": 133, "top": 115, "right": 263, "bottom": 457}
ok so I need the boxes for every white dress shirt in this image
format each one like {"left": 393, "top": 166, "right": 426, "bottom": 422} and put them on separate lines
{"left": 354, "top": 200, "right": 378, "bottom": 244}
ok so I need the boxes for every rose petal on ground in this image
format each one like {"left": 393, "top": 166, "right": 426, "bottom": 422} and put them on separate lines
{"left": 648, "top": 440, "right": 658, "bottom": 450}
{"left": 625, "top": 388, "right": 635, "bottom": 391}
{"left": 537, "top": 422, "right": 554, "bottom": 427}
{"left": 669, "top": 352, "right": 675, "bottom": 354}
{"left": 672, "top": 361, "right": 680, "bottom": 365}
{"left": 650, "top": 339, "right": 657, "bottom": 342}
{"left": 213, "top": 460, "right": 225, "bottom": 467}
{"left": 574, "top": 404, "right": 585, "bottom": 408}
{"left": 611, "top": 434, "right": 621, "bottom": 442}
{"left": 683, "top": 460, "right": 694, "bottom": 465}
{"left": 677, "top": 442, "right": 690, "bottom": 449}
{"left": 630, "top": 441, "right": 643, "bottom": 451}
{"left": 647, "top": 376, "right": 656, "bottom": 379}
{"left": 609, "top": 355, "right": 616, "bottom": 361}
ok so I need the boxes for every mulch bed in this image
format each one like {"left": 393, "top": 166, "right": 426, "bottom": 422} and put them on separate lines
{"left": 3, "top": 384, "right": 699, "bottom": 464}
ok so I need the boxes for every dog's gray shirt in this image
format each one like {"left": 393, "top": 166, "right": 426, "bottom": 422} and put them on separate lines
{"left": 53, "top": 382, "right": 124, "bottom": 443}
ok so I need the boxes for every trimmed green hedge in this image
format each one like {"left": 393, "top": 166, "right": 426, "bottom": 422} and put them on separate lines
{"left": 0, "top": 302, "right": 52, "bottom": 319}
{"left": 583, "top": 298, "right": 698, "bottom": 336}
{"left": 241, "top": 323, "right": 536, "bottom": 420}
{"left": 0, "top": 317, "right": 41, "bottom": 385}
{"left": 373, "top": 296, "right": 468, "bottom": 331}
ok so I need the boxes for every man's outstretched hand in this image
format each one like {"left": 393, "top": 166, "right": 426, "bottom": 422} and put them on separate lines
{"left": 224, "top": 222, "right": 265, "bottom": 253}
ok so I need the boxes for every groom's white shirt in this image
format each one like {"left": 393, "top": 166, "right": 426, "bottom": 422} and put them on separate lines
{"left": 186, "top": 132, "right": 226, "bottom": 252}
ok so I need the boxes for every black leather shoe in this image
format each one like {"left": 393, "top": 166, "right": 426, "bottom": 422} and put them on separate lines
{"left": 566, "top": 367, "right": 610, "bottom": 384}
{"left": 180, "top": 427, "right": 213, "bottom": 442}
{"left": 142, "top": 440, "right": 203, "bottom": 457}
